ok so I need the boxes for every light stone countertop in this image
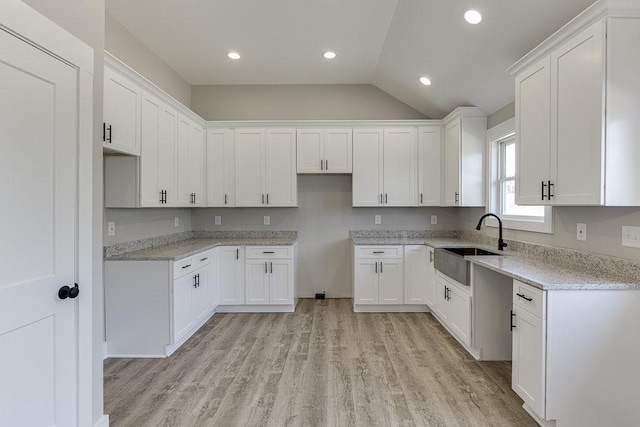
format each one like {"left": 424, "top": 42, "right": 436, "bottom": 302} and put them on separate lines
{"left": 105, "top": 238, "right": 297, "bottom": 261}
{"left": 351, "top": 235, "right": 640, "bottom": 291}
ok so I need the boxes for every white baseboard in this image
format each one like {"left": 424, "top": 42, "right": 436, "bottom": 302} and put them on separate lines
{"left": 94, "top": 414, "right": 109, "bottom": 427}
{"left": 215, "top": 305, "right": 295, "bottom": 313}
{"left": 523, "top": 404, "right": 556, "bottom": 427}
{"left": 103, "top": 341, "right": 108, "bottom": 360}
{"left": 353, "top": 304, "right": 431, "bottom": 313}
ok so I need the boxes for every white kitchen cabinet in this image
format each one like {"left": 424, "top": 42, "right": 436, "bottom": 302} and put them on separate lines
{"left": 245, "top": 246, "right": 295, "bottom": 306}
{"left": 103, "top": 65, "right": 141, "bottom": 155}
{"left": 354, "top": 259, "right": 379, "bottom": 304}
{"left": 218, "top": 246, "right": 244, "bottom": 305}
{"left": 140, "top": 91, "right": 178, "bottom": 207}
{"left": 432, "top": 273, "right": 472, "bottom": 347}
{"left": 173, "top": 265, "right": 209, "bottom": 344}
{"left": 206, "top": 128, "right": 235, "bottom": 207}
{"left": 418, "top": 126, "right": 442, "bottom": 206}
{"left": 404, "top": 245, "right": 428, "bottom": 304}
{"left": 511, "top": 13, "right": 640, "bottom": 206}
{"left": 297, "top": 128, "right": 352, "bottom": 174}
{"left": 235, "top": 128, "right": 297, "bottom": 207}
{"left": 425, "top": 246, "right": 436, "bottom": 308}
{"left": 433, "top": 275, "right": 450, "bottom": 321}
{"left": 353, "top": 246, "right": 404, "bottom": 306}
{"left": 352, "top": 127, "right": 417, "bottom": 207}
{"left": 205, "top": 249, "right": 219, "bottom": 311}
{"left": 177, "top": 114, "right": 205, "bottom": 207}
{"left": 442, "top": 108, "right": 486, "bottom": 207}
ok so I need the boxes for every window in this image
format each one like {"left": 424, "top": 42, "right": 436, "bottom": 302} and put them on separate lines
{"left": 487, "top": 118, "right": 552, "bottom": 233}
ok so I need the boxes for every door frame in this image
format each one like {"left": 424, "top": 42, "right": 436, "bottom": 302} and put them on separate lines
{"left": 0, "top": 2, "right": 97, "bottom": 426}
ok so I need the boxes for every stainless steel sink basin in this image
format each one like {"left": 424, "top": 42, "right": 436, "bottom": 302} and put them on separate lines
{"left": 434, "top": 247, "right": 502, "bottom": 286}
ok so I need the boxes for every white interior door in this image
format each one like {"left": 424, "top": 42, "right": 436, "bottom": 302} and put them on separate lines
{"left": 0, "top": 28, "right": 78, "bottom": 427}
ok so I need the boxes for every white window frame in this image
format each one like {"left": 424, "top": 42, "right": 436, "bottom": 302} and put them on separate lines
{"left": 486, "top": 118, "right": 553, "bottom": 233}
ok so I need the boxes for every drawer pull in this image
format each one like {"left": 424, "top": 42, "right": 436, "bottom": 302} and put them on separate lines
{"left": 516, "top": 293, "right": 533, "bottom": 302}
{"left": 182, "top": 264, "right": 192, "bottom": 269}
{"left": 263, "top": 251, "right": 275, "bottom": 254}
{"left": 373, "top": 251, "right": 385, "bottom": 254}
{"left": 200, "top": 257, "right": 208, "bottom": 262}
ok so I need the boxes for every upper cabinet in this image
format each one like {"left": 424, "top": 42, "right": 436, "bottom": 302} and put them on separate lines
{"left": 206, "top": 128, "right": 235, "bottom": 207}
{"left": 418, "top": 126, "right": 442, "bottom": 206}
{"left": 103, "top": 65, "right": 141, "bottom": 156}
{"left": 235, "top": 128, "right": 297, "bottom": 207}
{"left": 442, "top": 108, "right": 486, "bottom": 207}
{"left": 352, "top": 127, "right": 418, "bottom": 207}
{"left": 511, "top": 3, "right": 640, "bottom": 206}
{"left": 177, "top": 114, "right": 205, "bottom": 207}
{"left": 297, "top": 128, "right": 352, "bottom": 174}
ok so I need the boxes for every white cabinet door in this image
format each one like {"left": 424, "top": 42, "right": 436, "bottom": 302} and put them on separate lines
{"left": 512, "top": 305, "right": 546, "bottom": 418}
{"left": 324, "top": 129, "right": 352, "bottom": 173}
{"left": 404, "top": 246, "right": 427, "bottom": 304}
{"left": 444, "top": 120, "right": 461, "bottom": 206}
{"left": 449, "top": 286, "right": 471, "bottom": 346}
{"left": 551, "top": 20, "right": 604, "bottom": 205}
{"left": 218, "top": 246, "right": 244, "bottom": 305}
{"left": 379, "top": 259, "right": 404, "bottom": 304}
{"left": 206, "top": 128, "right": 234, "bottom": 207}
{"left": 188, "top": 120, "right": 205, "bottom": 207}
{"left": 177, "top": 117, "right": 191, "bottom": 207}
{"left": 383, "top": 128, "right": 417, "bottom": 206}
{"left": 270, "top": 259, "right": 294, "bottom": 305}
{"left": 173, "top": 274, "right": 195, "bottom": 343}
{"left": 433, "top": 276, "right": 450, "bottom": 321}
{"left": 353, "top": 128, "right": 383, "bottom": 206}
{"left": 265, "top": 128, "right": 297, "bottom": 206}
{"left": 206, "top": 249, "right": 219, "bottom": 310}
{"left": 354, "top": 259, "right": 379, "bottom": 304}
{"left": 418, "top": 126, "right": 441, "bottom": 206}
{"left": 245, "top": 260, "right": 270, "bottom": 305}
{"left": 157, "top": 102, "right": 178, "bottom": 207}
{"left": 516, "top": 57, "right": 552, "bottom": 206}
{"left": 103, "top": 66, "right": 141, "bottom": 155}
{"left": 297, "top": 129, "right": 324, "bottom": 173}
{"left": 235, "top": 128, "right": 265, "bottom": 206}
{"left": 425, "top": 247, "right": 436, "bottom": 308}
{"left": 193, "top": 268, "right": 210, "bottom": 323}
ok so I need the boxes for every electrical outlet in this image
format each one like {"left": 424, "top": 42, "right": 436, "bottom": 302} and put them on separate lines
{"left": 215, "top": 216, "right": 221, "bottom": 225}
{"left": 107, "top": 222, "right": 115, "bottom": 237}
{"left": 577, "top": 223, "right": 587, "bottom": 241}
{"left": 431, "top": 215, "right": 438, "bottom": 225}
{"left": 622, "top": 226, "right": 640, "bottom": 248}
{"left": 174, "top": 216, "right": 179, "bottom": 227}
{"left": 374, "top": 215, "right": 382, "bottom": 225}
{"left": 264, "top": 216, "right": 270, "bottom": 225}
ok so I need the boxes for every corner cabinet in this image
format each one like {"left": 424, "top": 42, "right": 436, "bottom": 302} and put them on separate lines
{"left": 511, "top": 11, "right": 640, "bottom": 206}
{"left": 235, "top": 128, "right": 297, "bottom": 207}
{"left": 297, "top": 128, "right": 352, "bottom": 174}
{"left": 442, "top": 108, "right": 486, "bottom": 207}
{"left": 103, "top": 64, "right": 141, "bottom": 155}
{"left": 352, "top": 127, "right": 418, "bottom": 207}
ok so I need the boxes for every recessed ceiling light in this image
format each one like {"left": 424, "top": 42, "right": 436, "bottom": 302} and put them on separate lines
{"left": 419, "top": 77, "right": 432, "bottom": 86}
{"left": 464, "top": 10, "right": 482, "bottom": 24}
{"left": 227, "top": 52, "right": 241, "bottom": 60}
{"left": 323, "top": 51, "right": 337, "bottom": 59}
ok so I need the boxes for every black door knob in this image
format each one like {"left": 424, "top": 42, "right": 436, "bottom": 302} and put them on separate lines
{"left": 58, "top": 284, "right": 79, "bottom": 300}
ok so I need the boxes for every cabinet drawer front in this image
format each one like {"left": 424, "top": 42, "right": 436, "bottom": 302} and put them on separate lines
{"left": 195, "top": 252, "right": 212, "bottom": 268}
{"left": 513, "top": 280, "right": 545, "bottom": 318}
{"left": 245, "top": 246, "right": 293, "bottom": 259}
{"left": 174, "top": 256, "right": 197, "bottom": 279}
{"left": 355, "top": 246, "right": 403, "bottom": 259}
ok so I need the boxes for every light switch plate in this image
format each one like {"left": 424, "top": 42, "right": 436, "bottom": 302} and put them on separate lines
{"left": 577, "top": 223, "right": 586, "bottom": 241}
{"left": 622, "top": 226, "right": 640, "bottom": 248}
{"left": 374, "top": 215, "right": 382, "bottom": 225}
{"left": 107, "top": 222, "right": 115, "bottom": 237}
{"left": 174, "top": 217, "right": 179, "bottom": 227}
{"left": 214, "top": 216, "right": 221, "bottom": 225}
{"left": 431, "top": 215, "right": 438, "bottom": 225}
{"left": 264, "top": 216, "right": 270, "bottom": 225}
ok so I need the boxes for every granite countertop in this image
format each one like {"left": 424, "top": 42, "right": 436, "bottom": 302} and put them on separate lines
{"left": 351, "top": 232, "right": 640, "bottom": 291}
{"left": 106, "top": 232, "right": 297, "bottom": 261}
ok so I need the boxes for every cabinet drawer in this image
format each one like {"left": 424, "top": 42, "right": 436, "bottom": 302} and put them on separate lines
{"left": 355, "top": 246, "right": 403, "bottom": 259}
{"left": 174, "top": 256, "right": 197, "bottom": 279}
{"left": 195, "top": 251, "right": 212, "bottom": 268}
{"left": 513, "top": 280, "right": 546, "bottom": 319}
{"left": 245, "top": 246, "right": 293, "bottom": 259}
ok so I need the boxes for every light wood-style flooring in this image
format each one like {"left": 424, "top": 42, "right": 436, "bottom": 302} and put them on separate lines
{"left": 104, "top": 299, "right": 536, "bottom": 426}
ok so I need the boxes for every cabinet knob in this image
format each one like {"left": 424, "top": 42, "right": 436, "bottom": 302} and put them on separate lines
{"left": 58, "top": 284, "right": 79, "bottom": 300}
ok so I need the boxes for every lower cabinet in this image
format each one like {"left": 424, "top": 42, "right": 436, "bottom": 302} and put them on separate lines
{"left": 354, "top": 255, "right": 404, "bottom": 305}
{"left": 404, "top": 245, "right": 428, "bottom": 304}
{"left": 173, "top": 265, "right": 209, "bottom": 344}
{"left": 218, "top": 246, "right": 244, "bottom": 305}
{"left": 245, "top": 246, "right": 295, "bottom": 305}
{"left": 432, "top": 273, "right": 472, "bottom": 347}
{"left": 425, "top": 246, "right": 437, "bottom": 307}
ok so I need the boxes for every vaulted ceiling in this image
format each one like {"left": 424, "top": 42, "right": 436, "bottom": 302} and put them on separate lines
{"left": 106, "top": 0, "right": 595, "bottom": 119}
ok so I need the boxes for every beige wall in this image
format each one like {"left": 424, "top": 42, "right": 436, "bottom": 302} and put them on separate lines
{"left": 476, "top": 103, "right": 640, "bottom": 262}
{"left": 20, "top": 0, "right": 105, "bottom": 424}
{"left": 104, "top": 208, "right": 192, "bottom": 245}
{"left": 105, "top": 13, "right": 191, "bottom": 107}
{"left": 190, "top": 176, "right": 459, "bottom": 298}
{"left": 191, "top": 84, "right": 429, "bottom": 120}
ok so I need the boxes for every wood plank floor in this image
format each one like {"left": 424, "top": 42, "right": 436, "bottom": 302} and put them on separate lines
{"left": 104, "top": 299, "right": 537, "bottom": 426}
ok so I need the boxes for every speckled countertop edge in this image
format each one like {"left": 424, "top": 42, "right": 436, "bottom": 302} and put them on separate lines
{"left": 350, "top": 232, "right": 640, "bottom": 291}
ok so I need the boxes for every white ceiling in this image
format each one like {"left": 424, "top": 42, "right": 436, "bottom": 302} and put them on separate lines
{"left": 106, "top": 0, "right": 596, "bottom": 119}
